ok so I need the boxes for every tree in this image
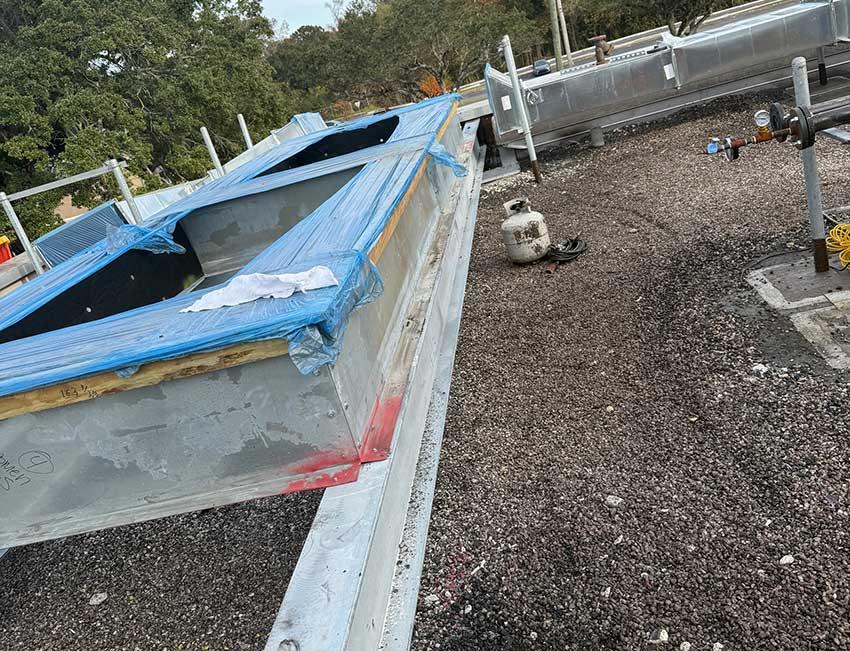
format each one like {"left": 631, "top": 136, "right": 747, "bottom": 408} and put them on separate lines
{"left": 0, "top": 0, "right": 293, "bottom": 240}
{"left": 270, "top": 0, "right": 540, "bottom": 105}
{"left": 380, "top": 0, "right": 540, "bottom": 97}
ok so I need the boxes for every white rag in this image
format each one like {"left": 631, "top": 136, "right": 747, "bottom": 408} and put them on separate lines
{"left": 181, "top": 266, "right": 339, "bottom": 313}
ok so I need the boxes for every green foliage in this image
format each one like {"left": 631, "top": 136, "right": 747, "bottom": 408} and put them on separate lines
{"left": 0, "top": 0, "right": 291, "bottom": 239}
{"left": 271, "top": 0, "right": 541, "bottom": 104}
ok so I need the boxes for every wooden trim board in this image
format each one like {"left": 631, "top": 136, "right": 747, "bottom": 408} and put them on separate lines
{"left": 0, "top": 339, "right": 290, "bottom": 422}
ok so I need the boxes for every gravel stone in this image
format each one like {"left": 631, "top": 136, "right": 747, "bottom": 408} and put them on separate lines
{"left": 88, "top": 592, "right": 108, "bottom": 606}
{"left": 605, "top": 495, "right": 624, "bottom": 508}
{"left": 0, "top": 492, "right": 320, "bottom": 649}
{"left": 780, "top": 554, "right": 796, "bottom": 565}
{"left": 413, "top": 92, "right": 850, "bottom": 650}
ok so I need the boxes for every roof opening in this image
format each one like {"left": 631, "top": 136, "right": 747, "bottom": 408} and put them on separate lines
{"left": 257, "top": 115, "right": 400, "bottom": 178}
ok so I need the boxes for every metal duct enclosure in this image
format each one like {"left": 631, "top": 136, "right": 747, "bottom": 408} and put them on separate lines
{"left": 486, "top": 1, "right": 850, "bottom": 140}
{"left": 670, "top": 2, "right": 836, "bottom": 87}
{"left": 485, "top": 47, "right": 676, "bottom": 137}
{"left": 525, "top": 48, "right": 676, "bottom": 125}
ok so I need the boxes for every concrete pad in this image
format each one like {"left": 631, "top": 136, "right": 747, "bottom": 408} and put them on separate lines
{"left": 790, "top": 306, "right": 850, "bottom": 370}
{"left": 746, "top": 255, "right": 847, "bottom": 311}
{"left": 749, "top": 253, "right": 850, "bottom": 369}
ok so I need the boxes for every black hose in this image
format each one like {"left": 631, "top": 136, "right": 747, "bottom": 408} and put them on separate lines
{"left": 547, "top": 239, "right": 587, "bottom": 263}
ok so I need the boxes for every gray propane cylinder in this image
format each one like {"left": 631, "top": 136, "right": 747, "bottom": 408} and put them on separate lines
{"left": 500, "top": 198, "right": 551, "bottom": 263}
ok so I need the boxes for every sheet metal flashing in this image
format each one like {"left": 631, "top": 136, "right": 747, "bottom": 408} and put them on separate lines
{"left": 265, "top": 120, "right": 483, "bottom": 651}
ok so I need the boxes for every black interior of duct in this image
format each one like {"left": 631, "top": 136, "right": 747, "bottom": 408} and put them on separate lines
{"left": 256, "top": 116, "right": 400, "bottom": 177}
{"left": 0, "top": 226, "right": 202, "bottom": 345}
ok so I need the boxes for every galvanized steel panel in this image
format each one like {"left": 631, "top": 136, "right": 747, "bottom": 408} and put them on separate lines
{"left": 671, "top": 2, "right": 837, "bottom": 86}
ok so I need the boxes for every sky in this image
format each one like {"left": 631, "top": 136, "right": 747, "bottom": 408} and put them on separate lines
{"left": 262, "top": 0, "right": 335, "bottom": 33}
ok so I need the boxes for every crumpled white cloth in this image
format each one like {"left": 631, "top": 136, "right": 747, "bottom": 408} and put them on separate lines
{"left": 181, "top": 266, "right": 339, "bottom": 313}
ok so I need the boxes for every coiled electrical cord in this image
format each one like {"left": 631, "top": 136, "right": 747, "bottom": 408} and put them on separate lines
{"left": 547, "top": 238, "right": 587, "bottom": 263}
{"left": 827, "top": 222, "right": 850, "bottom": 269}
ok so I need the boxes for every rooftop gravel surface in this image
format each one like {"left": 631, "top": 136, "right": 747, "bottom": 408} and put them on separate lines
{"left": 412, "top": 93, "right": 850, "bottom": 650}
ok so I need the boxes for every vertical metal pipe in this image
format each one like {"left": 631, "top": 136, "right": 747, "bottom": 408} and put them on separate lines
{"left": 200, "top": 126, "right": 225, "bottom": 176}
{"left": 818, "top": 47, "right": 828, "bottom": 86}
{"left": 503, "top": 35, "right": 542, "bottom": 183}
{"left": 791, "top": 57, "right": 829, "bottom": 273}
{"left": 0, "top": 192, "right": 44, "bottom": 275}
{"left": 555, "top": 0, "right": 574, "bottom": 68}
{"left": 106, "top": 159, "right": 141, "bottom": 225}
{"left": 237, "top": 113, "right": 253, "bottom": 150}
{"left": 548, "top": 0, "right": 564, "bottom": 72}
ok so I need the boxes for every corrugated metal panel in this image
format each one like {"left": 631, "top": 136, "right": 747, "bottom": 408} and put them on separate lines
{"left": 34, "top": 201, "right": 126, "bottom": 267}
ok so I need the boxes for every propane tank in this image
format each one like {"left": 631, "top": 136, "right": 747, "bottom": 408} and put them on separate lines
{"left": 500, "top": 198, "right": 550, "bottom": 264}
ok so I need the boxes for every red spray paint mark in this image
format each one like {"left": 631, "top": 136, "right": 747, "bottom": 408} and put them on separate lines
{"left": 359, "top": 394, "right": 403, "bottom": 463}
{"left": 281, "top": 462, "right": 361, "bottom": 494}
{"left": 285, "top": 449, "right": 360, "bottom": 476}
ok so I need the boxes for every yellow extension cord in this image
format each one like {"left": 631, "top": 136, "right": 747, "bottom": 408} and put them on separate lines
{"left": 827, "top": 222, "right": 850, "bottom": 269}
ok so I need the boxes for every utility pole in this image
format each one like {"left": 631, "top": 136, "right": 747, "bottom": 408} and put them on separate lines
{"left": 555, "top": 0, "right": 574, "bottom": 68}
{"left": 549, "top": 0, "right": 564, "bottom": 72}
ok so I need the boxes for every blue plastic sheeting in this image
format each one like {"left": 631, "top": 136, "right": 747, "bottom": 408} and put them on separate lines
{"left": 103, "top": 224, "right": 186, "bottom": 255}
{"left": 291, "top": 112, "right": 327, "bottom": 135}
{"left": 34, "top": 201, "right": 126, "bottom": 267}
{"left": 0, "top": 95, "right": 461, "bottom": 396}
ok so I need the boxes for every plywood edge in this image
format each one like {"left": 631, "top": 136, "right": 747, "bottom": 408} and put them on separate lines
{"left": 0, "top": 338, "right": 290, "bottom": 422}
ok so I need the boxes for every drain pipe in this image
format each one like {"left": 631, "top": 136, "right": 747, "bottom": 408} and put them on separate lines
{"left": 791, "top": 56, "right": 829, "bottom": 273}
{"left": 502, "top": 35, "right": 542, "bottom": 183}
{"left": 555, "top": 0, "right": 574, "bottom": 68}
{"left": 548, "top": 0, "right": 564, "bottom": 71}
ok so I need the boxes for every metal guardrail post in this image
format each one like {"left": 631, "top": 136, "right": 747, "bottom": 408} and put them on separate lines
{"left": 0, "top": 192, "right": 44, "bottom": 276}
{"left": 237, "top": 114, "right": 253, "bottom": 150}
{"left": 502, "top": 35, "right": 542, "bottom": 183}
{"left": 791, "top": 56, "right": 829, "bottom": 273}
{"left": 555, "top": 0, "right": 574, "bottom": 67}
{"left": 200, "top": 126, "right": 225, "bottom": 176}
{"left": 106, "top": 159, "right": 141, "bottom": 225}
